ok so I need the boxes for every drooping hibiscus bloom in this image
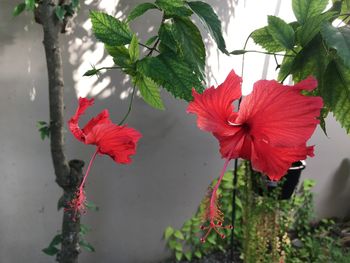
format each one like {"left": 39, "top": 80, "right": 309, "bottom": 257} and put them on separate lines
{"left": 67, "top": 97, "right": 142, "bottom": 216}
{"left": 187, "top": 70, "right": 323, "bottom": 241}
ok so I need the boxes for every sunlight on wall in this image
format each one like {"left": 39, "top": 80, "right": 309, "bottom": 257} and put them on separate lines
{"left": 71, "top": 0, "right": 329, "bottom": 100}
{"left": 206, "top": 0, "right": 297, "bottom": 95}
{"left": 71, "top": 0, "right": 123, "bottom": 99}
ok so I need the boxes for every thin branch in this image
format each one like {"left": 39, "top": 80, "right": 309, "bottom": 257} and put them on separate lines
{"left": 118, "top": 83, "right": 137, "bottom": 126}
{"left": 233, "top": 50, "right": 295, "bottom": 57}
{"left": 139, "top": 42, "right": 159, "bottom": 53}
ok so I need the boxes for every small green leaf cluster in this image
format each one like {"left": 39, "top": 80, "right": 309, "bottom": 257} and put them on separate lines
{"left": 163, "top": 162, "right": 246, "bottom": 261}
{"left": 88, "top": 0, "right": 227, "bottom": 110}
{"left": 42, "top": 223, "right": 95, "bottom": 257}
{"left": 36, "top": 121, "right": 50, "bottom": 140}
{"left": 42, "top": 234, "right": 61, "bottom": 256}
{"left": 249, "top": 0, "right": 350, "bottom": 134}
{"left": 55, "top": 0, "right": 80, "bottom": 21}
{"left": 13, "top": 0, "right": 36, "bottom": 16}
{"left": 164, "top": 164, "right": 350, "bottom": 262}
{"left": 13, "top": 0, "right": 80, "bottom": 21}
{"left": 79, "top": 224, "right": 95, "bottom": 252}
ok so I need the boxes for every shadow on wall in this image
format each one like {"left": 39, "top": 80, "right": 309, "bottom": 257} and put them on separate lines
{"left": 62, "top": 0, "right": 238, "bottom": 104}
{"left": 321, "top": 158, "right": 350, "bottom": 218}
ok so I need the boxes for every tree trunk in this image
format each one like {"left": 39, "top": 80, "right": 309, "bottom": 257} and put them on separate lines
{"left": 39, "top": 1, "right": 83, "bottom": 262}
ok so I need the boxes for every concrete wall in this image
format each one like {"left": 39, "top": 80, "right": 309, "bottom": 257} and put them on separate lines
{"left": 0, "top": 0, "right": 349, "bottom": 262}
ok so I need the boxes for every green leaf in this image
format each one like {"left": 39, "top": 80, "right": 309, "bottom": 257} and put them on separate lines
{"left": 174, "top": 230, "right": 185, "bottom": 240}
{"left": 49, "top": 234, "right": 62, "bottom": 248}
{"left": 319, "top": 108, "right": 329, "bottom": 136}
{"left": 186, "top": 1, "right": 228, "bottom": 54}
{"left": 303, "top": 179, "right": 316, "bottom": 190}
{"left": 155, "top": 0, "right": 193, "bottom": 17}
{"left": 230, "top": 49, "right": 247, "bottom": 55}
{"left": 175, "top": 251, "right": 183, "bottom": 261}
{"left": 267, "top": 16, "right": 295, "bottom": 50}
{"left": 194, "top": 250, "right": 202, "bottom": 258}
{"left": 184, "top": 251, "right": 192, "bottom": 261}
{"left": 105, "top": 45, "right": 132, "bottom": 68}
{"left": 80, "top": 224, "right": 91, "bottom": 235}
{"left": 277, "top": 50, "right": 297, "bottom": 82}
{"left": 85, "top": 200, "right": 99, "bottom": 211}
{"left": 164, "top": 227, "right": 174, "bottom": 240}
{"left": 13, "top": 3, "right": 26, "bottom": 16}
{"left": 172, "top": 17, "right": 206, "bottom": 80}
{"left": 168, "top": 239, "right": 177, "bottom": 249}
{"left": 79, "top": 239, "right": 95, "bottom": 252}
{"left": 290, "top": 36, "right": 328, "bottom": 83}
{"left": 321, "top": 23, "right": 350, "bottom": 68}
{"left": 25, "top": 0, "right": 35, "bottom": 11}
{"left": 321, "top": 59, "right": 350, "bottom": 133}
{"left": 72, "top": 0, "right": 80, "bottom": 9}
{"left": 292, "top": 0, "right": 329, "bottom": 24}
{"left": 129, "top": 34, "right": 139, "bottom": 62}
{"left": 55, "top": 6, "right": 66, "bottom": 21}
{"left": 297, "top": 12, "right": 338, "bottom": 47}
{"left": 83, "top": 69, "right": 99, "bottom": 76}
{"left": 145, "top": 36, "right": 158, "bottom": 46}
{"left": 206, "top": 234, "right": 216, "bottom": 245}
{"left": 127, "top": 3, "right": 158, "bottom": 22}
{"left": 251, "top": 26, "right": 285, "bottom": 53}
{"left": 137, "top": 54, "right": 204, "bottom": 101}
{"left": 158, "top": 22, "right": 178, "bottom": 53}
{"left": 133, "top": 74, "right": 164, "bottom": 110}
{"left": 174, "top": 242, "right": 183, "bottom": 252}
{"left": 42, "top": 246, "right": 59, "bottom": 256}
{"left": 37, "top": 121, "right": 50, "bottom": 140}
{"left": 90, "top": 11, "right": 133, "bottom": 46}
{"left": 57, "top": 195, "right": 65, "bottom": 210}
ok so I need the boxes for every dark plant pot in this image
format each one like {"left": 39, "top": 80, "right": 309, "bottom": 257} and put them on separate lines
{"left": 253, "top": 160, "right": 306, "bottom": 200}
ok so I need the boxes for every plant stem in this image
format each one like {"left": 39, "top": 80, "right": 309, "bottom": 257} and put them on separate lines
{"left": 96, "top": 66, "right": 122, "bottom": 71}
{"left": 139, "top": 42, "right": 159, "bottom": 53}
{"left": 39, "top": 1, "right": 84, "bottom": 262}
{"left": 233, "top": 50, "right": 295, "bottom": 57}
{"left": 118, "top": 83, "right": 137, "bottom": 125}
{"left": 117, "top": 28, "right": 162, "bottom": 125}
{"left": 230, "top": 34, "right": 251, "bottom": 261}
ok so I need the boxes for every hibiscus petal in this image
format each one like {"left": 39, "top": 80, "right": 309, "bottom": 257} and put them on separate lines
{"left": 251, "top": 139, "right": 314, "bottom": 181}
{"left": 237, "top": 78, "right": 323, "bottom": 147}
{"left": 214, "top": 129, "right": 250, "bottom": 160}
{"left": 292, "top": 76, "right": 318, "bottom": 91}
{"left": 187, "top": 70, "right": 242, "bottom": 136}
{"left": 82, "top": 109, "right": 112, "bottom": 135}
{"left": 68, "top": 97, "right": 94, "bottom": 142}
{"left": 85, "top": 124, "right": 142, "bottom": 164}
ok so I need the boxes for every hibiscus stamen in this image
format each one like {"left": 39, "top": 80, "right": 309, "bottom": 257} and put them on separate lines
{"left": 200, "top": 158, "right": 233, "bottom": 242}
{"left": 66, "top": 149, "right": 99, "bottom": 220}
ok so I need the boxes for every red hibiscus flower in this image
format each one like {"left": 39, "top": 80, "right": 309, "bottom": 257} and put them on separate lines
{"left": 187, "top": 70, "right": 323, "bottom": 241}
{"left": 67, "top": 97, "right": 142, "bottom": 216}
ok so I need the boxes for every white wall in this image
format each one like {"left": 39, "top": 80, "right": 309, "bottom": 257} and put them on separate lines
{"left": 0, "top": 0, "right": 349, "bottom": 262}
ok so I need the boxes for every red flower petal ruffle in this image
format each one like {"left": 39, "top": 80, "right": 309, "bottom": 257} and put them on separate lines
{"left": 85, "top": 124, "right": 142, "bottom": 164}
{"left": 68, "top": 97, "right": 142, "bottom": 164}
{"left": 187, "top": 70, "right": 242, "bottom": 136}
{"left": 187, "top": 70, "right": 323, "bottom": 181}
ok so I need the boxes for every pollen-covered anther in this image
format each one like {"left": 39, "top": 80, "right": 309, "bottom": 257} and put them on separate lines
{"left": 200, "top": 220, "right": 233, "bottom": 242}
{"left": 65, "top": 187, "right": 87, "bottom": 220}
